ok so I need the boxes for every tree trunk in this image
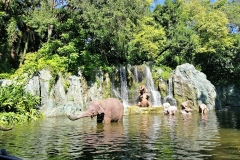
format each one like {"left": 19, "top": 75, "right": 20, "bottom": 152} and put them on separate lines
{"left": 48, "top": 24, "right": 54, "bottom": 41}
{"left": 19, "top": 31, "right": 29, "bottom": 66}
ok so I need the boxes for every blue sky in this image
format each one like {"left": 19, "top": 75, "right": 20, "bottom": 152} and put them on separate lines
{"left": 150, "top": 0, "right": 216, "bottom": 10}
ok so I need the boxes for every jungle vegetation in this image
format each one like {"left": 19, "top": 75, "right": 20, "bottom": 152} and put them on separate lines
{"left": 0, "top": 0, "right": 240, "bottom": 124}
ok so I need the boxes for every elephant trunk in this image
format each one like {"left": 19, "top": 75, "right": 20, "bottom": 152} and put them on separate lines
{"left": 68, "top": 111, "right": 92, "bottom": 121}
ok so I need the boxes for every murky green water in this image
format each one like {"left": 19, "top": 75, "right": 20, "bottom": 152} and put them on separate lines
{"left": 1, "top": 108, "right": 240, "bottom": 160}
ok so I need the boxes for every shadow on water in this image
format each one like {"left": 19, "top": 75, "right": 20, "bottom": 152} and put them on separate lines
{"left": 1, "top": 109, "right": 240, "bottom": 160}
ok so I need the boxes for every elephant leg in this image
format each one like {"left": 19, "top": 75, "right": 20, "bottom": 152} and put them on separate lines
{"left": 203, "top": 108, "right": 207, "bottom": 114}
{"left": 117, "top": 117, "right": 123, "bottom": 122}
{"left": 104, "top": 117, "right": 111, "bottom": 123}
{"left": 148, "top": 101, "right": 152, "bottom": 107}
{"left": 137, "top": 102, "right": 141, "bottom": 106}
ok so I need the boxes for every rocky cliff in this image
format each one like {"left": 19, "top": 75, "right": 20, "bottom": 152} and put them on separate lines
{"left": 2, "top": 63, "right": 219, "bottom": 117}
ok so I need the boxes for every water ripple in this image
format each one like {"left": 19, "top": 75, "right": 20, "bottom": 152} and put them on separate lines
{"left": 1, "top": 110, "right": 240, "bottom": 159}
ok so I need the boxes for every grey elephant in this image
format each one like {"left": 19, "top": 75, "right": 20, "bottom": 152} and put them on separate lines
{"left": 199, "top": 104, "right": 208, "bottom": 114}
{"left": 164, "top": 105, "right": 178, "bottom": 115}
{"left": 68, "top": 98, "right": 124, "bottom": 123}
{"left": 0, "top": 126, "right": 13, "bottom": 131}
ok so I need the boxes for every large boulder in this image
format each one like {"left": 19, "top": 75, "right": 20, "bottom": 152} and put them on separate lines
{"left": 173, "top": 63, "right": 216, "bottom": 110}
{"left": 25, "top": 69, "right": 106, "bottom": 117}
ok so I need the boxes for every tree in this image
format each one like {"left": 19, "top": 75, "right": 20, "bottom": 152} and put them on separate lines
{"left": 129, "top": 16, "right": 166, "bottom": 64}
{"left": 153, "top": 0, "right": 198, "bottom": 68}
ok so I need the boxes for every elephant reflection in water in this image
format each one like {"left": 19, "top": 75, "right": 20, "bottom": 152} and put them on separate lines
{"left": 200, "top": 112, "right": 208, "bottom": 127}
{"left": 139, "top": 115, "right": 151, "bottom": 136}
{"left": 82, "top": 122, "right": 124, "bottom": 155}
{"left": 181, "top": 111, "right": 194, "bottom": 137}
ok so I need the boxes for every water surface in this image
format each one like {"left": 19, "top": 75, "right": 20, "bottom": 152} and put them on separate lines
{"left": 1, "top": 108, "right": 240, "bottom": 160}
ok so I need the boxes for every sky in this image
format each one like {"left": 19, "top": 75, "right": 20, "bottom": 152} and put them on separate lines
{"left": 150, "top": 0, "right": 216, "bottom": 10}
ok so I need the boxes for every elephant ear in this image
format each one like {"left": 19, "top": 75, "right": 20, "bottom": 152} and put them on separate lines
{"left": 98, "top": 101, "right": 105, "bottom": 114}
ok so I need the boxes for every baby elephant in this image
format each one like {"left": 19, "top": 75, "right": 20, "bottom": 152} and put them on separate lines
{"left": 199, "top": 104, "right": 208, "bottom": 114}
{"left": 164, "top": 106, "right": 178, "bottom": 115}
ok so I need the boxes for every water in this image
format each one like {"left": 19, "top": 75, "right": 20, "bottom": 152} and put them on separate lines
{"left": 163, "top": 77, "right": 177, "bottom": 106}
{"left": 1, "top": 108, "right": 240, "bottom": 160}
{"left": 145, "top": 66, "right": 162, "bottom": 106}
{"left": 119, "top": 66, "right": 129, "bottom": 106}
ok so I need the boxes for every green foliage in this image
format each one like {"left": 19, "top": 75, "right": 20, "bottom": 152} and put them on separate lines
{"left": 11, "top": 53, "right": 38, "bottom": 82}
{"left": 129, "top": 16, "right": 166, "bottom": 64}
{"left": 25, "top": 1, "right": 57, "bottom": 37}
{"left": 38, "top": 54, "right": 68, "bottom": 76}
{"left": 80, "top": 50, "right": 113, "bottom": 79}
{"left": 0, "top": 73, "right": 12, "bottom": 79}
{"left": 6, "top": 18, "right": 21, "bottom": 45}
{"left": 0, "top": 84, "right": 42, "bottom": 125}
{"left": 153, "top": 65, "right": 172, "bottom": 81}
{"left": 1, "top": 0, "right": 240, "bottom": 101}
{"left": 38, "top": 40, "right": 63, "bottom": 56}
{"left": 160, "top": 66, "right": 172, "bottom": 81}
{"left": 153, "top": 0, "right": 198, "bottom": 68}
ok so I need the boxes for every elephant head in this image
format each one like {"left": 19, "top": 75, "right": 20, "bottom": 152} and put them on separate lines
{"left": 138, "top": 85, "right": 147, "bottom": 95}
{"left": 68, "top": 100, "right": 105, "bottom": 121}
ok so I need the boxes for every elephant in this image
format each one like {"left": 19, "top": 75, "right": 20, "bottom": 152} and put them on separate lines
{"left": 163, "top": 102, "right": 171, "bottom": 109}
{"left": 138, "top": 85, "right": 147, "bottom": 95}
{"left": 163, "top": 105, "right": 178, "bottom": 115}
{"left": 199, "top": 104, "right": 208, "bottom": 114}
{"left": 0, "top": 126, "right": 13, "bottom": 131}
{"left": 181, "top": 100, "right": 193, "bottom": 113}
{"left": 181, "top": 100, "right": 193, "bottom": 108}
{"left": 137, "top": 85, "right": 152, "bottom": 107}
{"left": 68, "top": 98, "right": 124, "bottom": 123}
{"left": 138, "top": 85, "right": 150, "bottom": 100}
{"left": 137, "top": 96, "right": 152, "bottom": 107}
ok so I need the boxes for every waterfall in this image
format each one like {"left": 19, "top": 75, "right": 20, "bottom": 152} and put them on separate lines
{"left": 133, "top": 66, "right": 139, "bottom": 83}
{"left": 120, "top": 66, "right": 129, "bottom": 106}
{"left": 168, "top": 77, "right": 173, "bottom": 98}
{"left": 145, "top": 66, "right": 162, "bottom": 106}
{"left": 163, "top": 77, "right": 177, "bottom": 106}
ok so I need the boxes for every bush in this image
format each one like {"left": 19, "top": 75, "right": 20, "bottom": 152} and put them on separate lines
{"left": 0, "top": 84, "right": 42, "bottom": 124}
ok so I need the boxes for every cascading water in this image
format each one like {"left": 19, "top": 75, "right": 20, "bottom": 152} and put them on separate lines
{"left": 163, "top": 77, "right": 177, "bottom": 106}
{"left": 133, "top": 66, "right": 139, "bottom": 83}
{"left": 145, "top": 66, "right": 162, "bottom": 106}
{"left": 168, "top": 77, "right": 173, "bottom": 98}
{"left": 120, "top": 66, "right": 129, "bottom": 106}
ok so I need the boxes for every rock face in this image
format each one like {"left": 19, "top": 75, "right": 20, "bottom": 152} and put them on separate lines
{"left": 173, "top": 63, "right": 216, "bottom": 110}
{"left": 215, "top": 85, "right": 240, "bottom": 109}
{"left": 22, "top": 63, "right": 217, "bottom": 117}
{"left": 25, "top": 70, "right": 107, "bottom": 117}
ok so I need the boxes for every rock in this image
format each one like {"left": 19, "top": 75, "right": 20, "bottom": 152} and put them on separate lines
{"left": 22, "top": 63, "right": 217, "bottom": 117}
{"left": 173, "top": 63, "right": 216, "bottom": 110}
{"left": 215, "top": 84, "right": 240, "bottom": 109}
